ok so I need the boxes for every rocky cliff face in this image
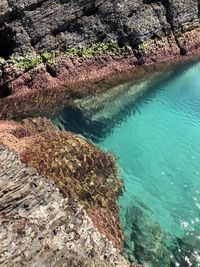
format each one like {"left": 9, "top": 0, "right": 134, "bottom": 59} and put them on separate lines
{"left": 0, "top": 0, "right": 199, "bottom": 58}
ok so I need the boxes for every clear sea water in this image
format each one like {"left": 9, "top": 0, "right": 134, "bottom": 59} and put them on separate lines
{"left": 55, "top": 59, "right": 200, "bottom": 266}
{"left": 99, "top": 61, "right": 200, "bottom": 266}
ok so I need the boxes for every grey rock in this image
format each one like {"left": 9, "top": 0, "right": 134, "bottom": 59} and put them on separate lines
{"left": 0, "top": 144, "right": 128, "bottom": 267}
{"left": 0, "top": 0, "right": 199, "bottom": 57}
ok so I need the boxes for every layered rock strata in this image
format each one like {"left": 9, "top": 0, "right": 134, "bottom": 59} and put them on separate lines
{"left": 0, "top": 1, "right": 200, "bottom": 266}
{"left": 0, "top": 117, "right": 124, "bottom": 251}
{"left": 0, "top": 144, "right": 128, "bottom": 267}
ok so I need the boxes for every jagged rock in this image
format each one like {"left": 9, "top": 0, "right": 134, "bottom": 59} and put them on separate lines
{"left": 0, "top": 0, "right": 199, "bottom": 123}
{"left": 0, "top": 2, "right": 199, "bottom": 267}
{"left": 0, "top": 117, "right": 124, "bottom": 250}
{"left": 165, "top": 0, "right": 199, "bottom": 31}
{"left": 122, "top": 200, "right": 167, "bottom": 266}
{"left": 0, "top": 0, "right": 199, "bottom": 58}
{"left": 0, "top": 144, "right": 128, "bottom": 267}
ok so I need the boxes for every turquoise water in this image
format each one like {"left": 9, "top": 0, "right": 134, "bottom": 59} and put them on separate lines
{"left": 99, "top": 62, "right": 200, "bottom": 266}
{"left": 102, "top": 63, "right": 200, "bottom": 234}
{"left": 55, "top": 60, "right": 200, "bottom": 266}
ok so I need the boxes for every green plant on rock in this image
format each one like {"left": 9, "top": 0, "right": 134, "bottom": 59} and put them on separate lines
{"left": 65, "top": 42, "right": 121, "bottom": 58}
{"left": 138, "top": 41, "right": 150, "bottom": 51}
{"left": 9, "top": 54, "right": 43, "bottom": 70}
{"left": 6, "top": 41, "right": 127, "bottom": 70}
{"left": 139, "top": 37, "right": 166, "bottom": 52}
{"left": 65, "top": 47, "right": 80, "bottom": 57}
{"left": 41, "top": 52, "right": 54, "bottom": 63}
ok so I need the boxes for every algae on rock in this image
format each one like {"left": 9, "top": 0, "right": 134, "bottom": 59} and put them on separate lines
{"left": 0, "top": 117, "right": 124, "bottom": 249}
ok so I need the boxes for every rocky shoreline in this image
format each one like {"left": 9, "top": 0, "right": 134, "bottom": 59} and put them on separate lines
{"left": 0, "top": 144, "right": 127, "bottom": 267}
{"left": 0, "top": 118, "right": 134, "bottom": 266}
{"left": 1, "top": 0, "right": 200, "bottom": 120}
{"left": 1, "top": 0, "right": 200, "bottom": 266}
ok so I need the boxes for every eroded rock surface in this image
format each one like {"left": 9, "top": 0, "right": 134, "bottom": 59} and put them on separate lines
{"left": 0, "top": 117, "right": 124, "bottom": 250}
{"left": 0, "top": 0, "right": 199, "bottom": 56}
{"left": 0, "top": 2, "right": 198, "bottom": 266}
{"left": 0, "top": 144, "right": 128, "bottom": 267}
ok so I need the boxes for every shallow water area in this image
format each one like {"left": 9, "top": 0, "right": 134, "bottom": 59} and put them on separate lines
{"left": 55, "top": 60, "right": 200, "bottom": 266}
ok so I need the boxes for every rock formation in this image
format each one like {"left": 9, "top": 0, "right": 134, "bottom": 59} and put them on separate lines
{"left": 0, "top": 0, "right": 199, "bottom": 57}
{"left": 0, "top": 0, "right": 200, "bottom": 120}
{"left": 122, "top": 199, "right": 200, "bottom": 267}
{"left": 0, "top": 117, "right": 124, "bottom": 248}
{"left": 0, "top": 117, "right": 143, "bottom": 266}
{"left": 0, "top": 143, "right": 127, "bottom": 267}
{"left": 0, "top": 1, "right": 200, "bottom": 266}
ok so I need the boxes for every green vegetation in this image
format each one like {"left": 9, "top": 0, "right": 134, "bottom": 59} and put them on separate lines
{"left": 0, "top": 38, "right": 169, "bottom": 70}
{"left": 138, "top": 41, "right": 150, "bottom": 51}
{"left": 41, "top": 52, "right": 54, "bottom": 63}
{"left": 138, "top": 37, "right": 166, "bottom": 52}
{"left": 8, "top": 54, "right": 43, "bottom": 69}
{"left": 65, "top": 42, "right": 121, "bottom": 58}
{"left": 2, "top": 42, "right": 130, "bottom": 70}
{"left": 4, "top": 52, "right": 55, "bottom": 70}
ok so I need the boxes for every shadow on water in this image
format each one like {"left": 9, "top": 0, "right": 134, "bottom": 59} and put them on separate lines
{"left": 54, "top": 57, "right": 200, "bottom": 143}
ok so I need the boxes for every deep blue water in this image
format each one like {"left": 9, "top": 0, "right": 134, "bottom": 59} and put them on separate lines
{"left": 55, "top": 60, "right": 200, "bottom": 266}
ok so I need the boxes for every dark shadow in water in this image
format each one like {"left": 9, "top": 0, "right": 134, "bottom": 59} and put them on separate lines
{"left": 55, "top": 57, "right": 200, "bottom": 143}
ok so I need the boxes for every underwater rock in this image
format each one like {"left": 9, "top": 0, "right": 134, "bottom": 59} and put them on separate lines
{"left": 0, "top": 117, "right": 124, "bottom": 250}
{"left": 171, "top": 234, "right": 200, "bottom": 267}
{"left": 0, "top": 144, "right": 129, "bottom": 267}
{"left": 122, "top": 200, "right": 168, "bottom": 266}
{"left": 0, "top": 52, "right": 138, "bottom": 120}
{"left": 122, "top": 198, "right": 200, "bottom": 267}
{"left": 54, "top": 70, "right": 167, "bottom": 141}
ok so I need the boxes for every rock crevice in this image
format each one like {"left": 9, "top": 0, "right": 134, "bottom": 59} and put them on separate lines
{"left": 0, "top": 0, "right": 199, "bottom": 57}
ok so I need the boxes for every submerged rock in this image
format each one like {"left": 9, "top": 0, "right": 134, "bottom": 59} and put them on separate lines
{"left": 122, "top": 200, "right": 168, "bottom": 266}
{"left": 172, "top": 235, "right": 200, "bottom": 267}
{"left": 122, "top": 198, "right": 200, "bottom": 267}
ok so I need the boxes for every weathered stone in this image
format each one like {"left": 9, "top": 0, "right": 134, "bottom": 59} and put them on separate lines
{"left": 0, "top": 0, "right": 199, "bottom": 122}
{"left": 0, "top": 0, "right": 199, "bottom": 57}
{"left": 0, "top": 117, "right": 124, "bottom": 250}
{"left": 0, "top": 144, "right": 128, "bottom": 266}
